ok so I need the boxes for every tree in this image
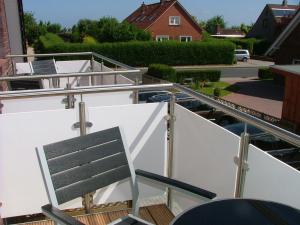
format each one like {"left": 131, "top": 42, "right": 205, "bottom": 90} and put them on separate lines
{"left": 71, "top": 17, "right": 151, "bottom": 43}
{"left": 205, "top": 15, "right": 226, "bottom": 34}
{"left": 24, "top": 12, "right": 40, "bottom": 45}
{"left": 240, "top": 23, "right": 253, "bottom": 34}
{"left": 198, "top": 20, "right": 207, "bottom": 30}
{"left": 24, "top": 12, "right": 63, "bottom": 45}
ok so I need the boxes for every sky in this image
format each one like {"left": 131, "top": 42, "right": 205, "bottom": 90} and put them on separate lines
{"left": 23, "top": 0, "right": 300, "bottom": 28}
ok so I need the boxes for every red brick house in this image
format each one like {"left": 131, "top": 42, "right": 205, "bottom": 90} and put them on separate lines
{"left": 0, "top": 0, "right": 11, "bottom": 91}
{"left": 125, "top": 0, "right": 202, "bottom": 42}
{"left": 247, "top": 1, "right": 299, "bottom": 43}
{"left": 265, "top": 9, "right": 300, "bottom": 64}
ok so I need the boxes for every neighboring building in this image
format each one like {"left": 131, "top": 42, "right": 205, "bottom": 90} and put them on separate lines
{"left": 0, "top": 0, "right": 25, "bottom": 75}
{"left": 265, "top": 9, "right": 300, "bottom": 64}
{"left": 271, "top": 65, "right": 300, "bottom": 134}
{"left": 125, "top": 0, "right": 202, "bottom": 42}
{"left": 211, "top": 25, "right": 245, "bottom": 38}
{"left": 247, "top": 1, "right": 299, "bottom": 42}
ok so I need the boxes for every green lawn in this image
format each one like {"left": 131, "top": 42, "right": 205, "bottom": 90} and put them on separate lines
{"left": 190, "top": 81, "right": 239, "bottom": 97}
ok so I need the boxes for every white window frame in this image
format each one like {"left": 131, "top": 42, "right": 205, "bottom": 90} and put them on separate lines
{"left": 292, "top": 59, "right": 300, "bottom": 65}
{"left": 169, "top": 16, "right": 181, "bottom": 26}
{"left": 179, "top": 36, "right": 192, "bottom": 42}
{"left": 156, "top": 35, "right": 169, "bottom": 42}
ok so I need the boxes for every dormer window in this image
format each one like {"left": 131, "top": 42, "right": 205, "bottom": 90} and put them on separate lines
{"left": 169, "top": 16, "right": 181, "bottom": 25}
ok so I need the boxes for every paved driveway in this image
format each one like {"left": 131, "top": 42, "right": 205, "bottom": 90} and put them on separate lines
{"left": 222, "top": 78, "right": 284, "bottom": 118}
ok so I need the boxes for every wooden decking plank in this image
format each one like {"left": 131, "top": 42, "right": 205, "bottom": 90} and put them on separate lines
{"left": 139, "top": 207, "right": 156, "bottom": 224}
{"left": 107, "top": 209, "right": 129, "bottom": 222}
{"left": 76, "top": 213, "right": 110, "bottom": 225}
{"left": 92, "top": 213, "right": 111, "bottom": 225}
{"left": 146, "top": 204, "right": 174, "bottom": 225}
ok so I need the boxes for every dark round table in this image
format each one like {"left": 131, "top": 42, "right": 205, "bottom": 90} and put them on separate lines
{"left": 171, "top": 199, "right": 300, "bottom": 225}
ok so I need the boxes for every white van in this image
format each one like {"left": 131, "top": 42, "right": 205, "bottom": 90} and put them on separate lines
{"left": 234, "top": 49, "right": 250, "bottom": 62}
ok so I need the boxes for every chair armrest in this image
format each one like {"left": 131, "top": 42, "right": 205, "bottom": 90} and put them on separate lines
{"left": 135, "top": 169, "right": 216, "bottom": 199}
{"left": 42, "top": 204, "right": 84, "bottom": 225}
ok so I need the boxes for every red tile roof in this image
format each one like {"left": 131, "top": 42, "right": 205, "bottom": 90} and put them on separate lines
{"left": 125, "top": 0, "right": 176, "bottom": 29}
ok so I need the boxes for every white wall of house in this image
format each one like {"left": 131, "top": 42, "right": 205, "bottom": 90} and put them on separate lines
{"left": 4, "top": 0, "right": 23, "bottom": 61}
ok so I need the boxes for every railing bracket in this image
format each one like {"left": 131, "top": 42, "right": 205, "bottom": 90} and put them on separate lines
{"left": 234, "top": 156, "right": 249, "bottom": 171}
{"left": 73, "top": 122, "right": 93, "bottom": 129}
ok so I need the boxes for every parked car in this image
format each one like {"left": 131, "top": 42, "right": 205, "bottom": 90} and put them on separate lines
{"left": 234, "top": 49, "right": 250, "bottom": 62}
{"left": 147, "top": 93, "right": 237, "bottom": 125}
{"left": 224, "top": 123, "right": 295, "bottom": 151}
{"left": 224, "top": 122, "right": 300, "bottom": 170}
{"left": 138, "top": 90, "right": 171, "bottom": 103}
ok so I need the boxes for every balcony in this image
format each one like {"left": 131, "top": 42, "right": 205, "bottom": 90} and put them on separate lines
{"left": 1, "top": 53, "right": 300, "bottom": 225}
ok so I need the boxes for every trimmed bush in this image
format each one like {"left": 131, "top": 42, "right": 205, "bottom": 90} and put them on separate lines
{"left": 258, "top": 68, "right": 274, "bottom": 80}
{"left": 214, "top": 87, "right": 221, "bottom": 97}
{"left": 258, "top": 68, "right": 285, "bottom": 86}
{"left": 147, "top": 64, "right": 176, "bottom": 81}
{"left": 176, "top": 70, "right": 221, "bottom": 84}
{"left": 35, "top": 36, "right": 235, "bottom": 66}
{"left": 83, "top": 35, "right": 98, "bottom": 44}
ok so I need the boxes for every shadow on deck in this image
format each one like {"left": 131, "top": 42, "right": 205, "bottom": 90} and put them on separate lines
{"left": 17, "top": 204, "right": 174, "bottom": 225}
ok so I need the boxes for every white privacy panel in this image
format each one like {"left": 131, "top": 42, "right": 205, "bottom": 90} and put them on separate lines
{"left": 172, "top": 104, "right": 240, "bottom": 212}
{"left": 244, "top": 145, "right": 300, "bottom": 209}
{"left": 2, "top": 91, "right": 133, "bottom": 114}
{"left": 87, "top": 103, "right": 168, "bottom": 205}
{"left": 75, "top": 90, "right": 133, "bottom": 109}
{"left": 0, "top": 109, "right": 78, "bottom": 218}
{"left": 1, "top": 96, "right": 66, "bottom": 113}
{"left": 55, "top": 60, "right": 90, "bottom": 73}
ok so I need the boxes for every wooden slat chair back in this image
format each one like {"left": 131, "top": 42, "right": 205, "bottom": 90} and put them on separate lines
{"left": 36, "top": 127, "right": 135, "bottom": 207}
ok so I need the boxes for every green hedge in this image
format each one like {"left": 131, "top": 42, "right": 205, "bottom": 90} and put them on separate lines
{"left": 258, "top": 68, "right": 285, "bottom": 86}
{"left": 147, "top": 65, "right": 221, "bottom": 83}
{"left": 176, "top": 70, "right": 221, "bottom": 83}
{"left": 258, "top": 68, "right": 274, "bottom": 80}
{"left": 147, "top": 64, "right": 176, "bottom": 81}
{"left": 35, "top": 34, "right": 235, "bottom": 66}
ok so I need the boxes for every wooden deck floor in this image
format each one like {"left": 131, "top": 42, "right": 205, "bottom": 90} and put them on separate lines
{"left": 19, "top": 204, "right": 174, "bottom": 225}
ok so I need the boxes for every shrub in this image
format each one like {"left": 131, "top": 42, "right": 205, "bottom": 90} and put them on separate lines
{"left": 258, "top": 68, "right": 274, "bottom": 80}
{"left": 35, "top": 37, "right": 235, "bottom": 66}
{"left": 258, "top": 68, "right": 285, "bottom": 86}
{"left": 176, "top": 70, "right": 221, "bottom": 84}
{"left": 214, "top": 87, "right": 221, "bottom": 97}
{"left": 83, "top": 35, "right": 98, "bottom": 44}
{"left": 147, "top": 64, "right": 176, "bottom": 81}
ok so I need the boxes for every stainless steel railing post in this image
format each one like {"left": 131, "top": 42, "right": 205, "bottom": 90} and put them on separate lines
{"left": 133, "top": 77, "right": 139, "bottom": 104}
{"left": 234, "top": 125, "right": 250, "bottom": 198}
{"left": 167, "top": 94, "right": 176, "bottom": 208}
{"left": 90, "top": 55, "right": 96, "bottom": 86}
{"left": 79, "top": 101, "right": 93, "bottom": 213}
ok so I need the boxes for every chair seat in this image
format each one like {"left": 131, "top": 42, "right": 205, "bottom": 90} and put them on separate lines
{"left": 108, "top": 214, "right": 154, "bottom": 225}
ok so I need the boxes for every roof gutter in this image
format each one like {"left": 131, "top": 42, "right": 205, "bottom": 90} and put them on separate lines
{"left": 265, "top": 10, "right": 300, "bottom": 56}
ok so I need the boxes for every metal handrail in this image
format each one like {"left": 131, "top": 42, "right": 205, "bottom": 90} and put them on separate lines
{"left": 174, "top": 84, "right": 300, "bottom": 147}
{"left": 0, "top": 84, "right": 174, "bottom": 100}
{"left": 0, "top": 81, "right": 299, "bottom": 147}
{"left": 0, "top": 70, "right": 141, "bottom": 81}
{"left": 6, "top": 52, "right": 136, "bottom": 70}
{"left": 6, "top": 52, "right": 93, "bottom": 58}
{"left": 92, "top": 52, "right": 137, "bottom": 71}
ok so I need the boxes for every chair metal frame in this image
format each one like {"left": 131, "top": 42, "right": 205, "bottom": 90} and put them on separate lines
{"left": 36, "top": 126, "right": 216, "bottom": 225}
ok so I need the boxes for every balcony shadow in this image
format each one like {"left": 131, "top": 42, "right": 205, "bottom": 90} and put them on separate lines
{"left": 224, "top": 79, "right": 284, "bottom": 101}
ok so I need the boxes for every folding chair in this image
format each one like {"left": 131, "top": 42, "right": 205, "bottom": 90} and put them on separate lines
{"left": 36, "top": 127, "right": 216, "bottom": 225}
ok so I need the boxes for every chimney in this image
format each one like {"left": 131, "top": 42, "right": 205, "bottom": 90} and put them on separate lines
{"left": 282, "top": 0, "right": 288, "bottom": 6}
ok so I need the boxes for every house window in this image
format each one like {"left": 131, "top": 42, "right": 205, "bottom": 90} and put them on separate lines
{"left": 156, "top": 35, "right": 169, "bottom": 42}
{"left": 293, "top": 59, "right": 300, "bottom": 64}
{"left": 180, "top": 36, "right": 192, "bottom": 42}
{"left": 169, "top": 16, "right": 181, "bottom": 26}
